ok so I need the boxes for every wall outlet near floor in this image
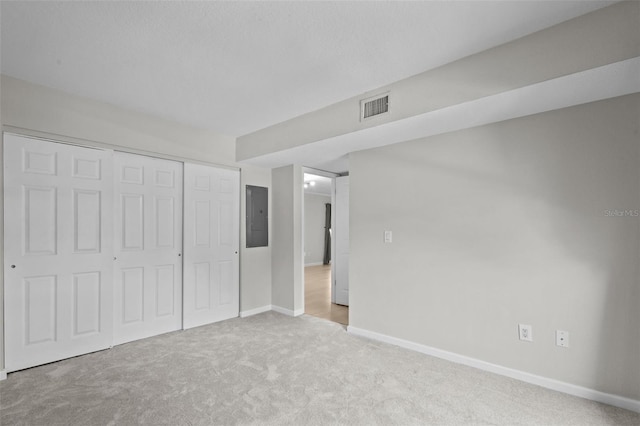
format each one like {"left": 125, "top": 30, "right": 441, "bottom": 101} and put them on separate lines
{"left": 518, "top": 324, "right": 533, "bottom": 342}
{"left": 556, "top": 330, "right": 570, "bottom": 348}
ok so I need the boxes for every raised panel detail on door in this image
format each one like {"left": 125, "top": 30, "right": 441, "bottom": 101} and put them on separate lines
{"left": 74, "top": 190, "right": 101, "bottom": 253}
{"left": 113, "top": 152, "right": 182, "bottom": 345}
{"left": 121, "top": 194, "right": 144, "bottom": 251}
{"left": 24, "top": 150, "right": 56, "bottom": 175}
{"left": 121, "top": 166, "right": 143, "bottom": 184}
{"left": 183, "top": 164, "right": 239, "bottom": 329}
{"left": 24, "top": 186, "right": 57, "bottom": 255}
{"left": 72, "top": 272, "right": 101, "bottom": 336}
{"left": 121, "top": 267, "right": 144, "bottom": 324}
{"left": 4, "top": 133, "right": 114, "bottom": 372}
{"left": 194, "top": 262, "right": 211, "bottom": 310}
{"left": 24, "top": 275, "right": 57, "bottom": 345}
{"left": 219, "top": 201, "right": 232, "bottom": 246}
{"left": 155, "top": 170, "right": 174, "bottom": 188}
{"left": 155, "top": 197, "right": 175, "bottom": 248}
{"left": 220, "top": 177, "right": 233, "bottom": 194}
{"left": 195, "top": 175, "right": 209, "bottom": 191}
{"left": 155, "top": 265, "right": 175, "bottom": 317}
{"left": 73, "top": 157, "right": 101, "bottom": 180}
{"left": 194, "top": 200, "right": 211, "bottom": 246}
{"left": 218, "top": 260, "right": 233, "bottom": 305}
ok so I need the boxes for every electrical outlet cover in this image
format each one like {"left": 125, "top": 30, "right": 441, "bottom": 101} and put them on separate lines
{"left": 556, "top": 330, "right": 570, "bottom": 347}
{"left": 518, "top": 324, "right": 533, "bottom": 342}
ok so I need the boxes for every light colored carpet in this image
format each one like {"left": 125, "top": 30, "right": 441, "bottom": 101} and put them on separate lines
{"left": 1, "top": 312, "right": 638, "bottom": 425}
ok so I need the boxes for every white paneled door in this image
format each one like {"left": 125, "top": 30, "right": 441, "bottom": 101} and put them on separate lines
{"left": 334, "top": 176, "right": 349, "bottom": 306}
{"left": 183, "top": 163, "right": 239, "bottom": 329}
{"left": 3, "top": 134, "right": 114, "bottom": 372}
{"left": 4, "top": 135, "right": 241, "bottom": 370}
{"left": 113, "top": 152, "right": 183, "bottom": 345}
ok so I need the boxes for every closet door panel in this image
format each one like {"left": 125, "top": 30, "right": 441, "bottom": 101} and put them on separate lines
{"left": 4, "top": 134, "right": 113, "bottom": 372}
{"left": 183, "top": 164, "right": 239, "bottom": 329}
{"left": 113, "top": 152, "right": 183, "bottom": 345}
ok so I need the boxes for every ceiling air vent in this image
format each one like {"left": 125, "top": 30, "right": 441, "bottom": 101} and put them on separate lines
{"left": 360, "top": 93, "right": 389, "bottom": 121}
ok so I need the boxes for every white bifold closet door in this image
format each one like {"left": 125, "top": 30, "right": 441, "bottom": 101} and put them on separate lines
{"left": 183, "top": 163, "right": 239, "bottom": 329}
{"left": 3, "top": 134, "right": 114, "bottom": 372}
{"left": 4, "top": 135, "right": 240, "bottom": 371}
{"left": 113, "top": 152, "right": 183, "bottom": 345}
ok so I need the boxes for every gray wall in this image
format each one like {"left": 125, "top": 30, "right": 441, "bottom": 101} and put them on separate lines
{"left": 349, "top": 94, "right": 640, "bottom": 400}
{"left": 304, "top": 193, "right": 331, "bottom": 265}
{"left": 0, "top": 75, "right": 273, "bottom": 370}
{"left": 271, "top": 165, "right": 304, "bottom": 314}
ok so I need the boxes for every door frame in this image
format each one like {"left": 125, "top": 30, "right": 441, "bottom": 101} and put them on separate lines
{"left": 333, "top": 174, "right": 349, "bottom": 306}
{"left": 301, "top": 167, "right": 340, "bottom": 309}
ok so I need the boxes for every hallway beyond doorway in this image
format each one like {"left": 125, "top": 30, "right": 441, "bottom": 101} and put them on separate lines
{"left": 304, "top": 265, "right": 348, "bottom": 325}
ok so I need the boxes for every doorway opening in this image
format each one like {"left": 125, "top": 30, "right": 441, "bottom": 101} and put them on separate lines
{"left": 305, "top": 264, "right": 347, "bottom": 325}
{"left": 302, "top": 171, "right": 348, "bottom": 326}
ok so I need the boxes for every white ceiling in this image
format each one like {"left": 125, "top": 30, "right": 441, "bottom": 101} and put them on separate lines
{"left": 0, "top": 1, "right": 616, "bottom": 139}
{"left": 303, "top": 173, "right": 332, "bottom": 196}
{"left": 244, "top": 57, "right": 640, "bottom": 172}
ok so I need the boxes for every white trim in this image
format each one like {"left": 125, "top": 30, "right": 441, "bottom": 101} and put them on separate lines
{"left": 302, "top": 166, "right": 339, "bottom": 179}
{"left": 271, "top": 305, "right": 304, "bottom": 317}
{"left": 304, "top": 262, "right": 324, "bottom": 267}
{"left": 347, "top": 325, "right": 640, "bottom": 414}
{"left": 239, "top": 305, "right": 272, "bottom": 318}
{"left": 0, "top": 370, "right": 6, "bottom": 381}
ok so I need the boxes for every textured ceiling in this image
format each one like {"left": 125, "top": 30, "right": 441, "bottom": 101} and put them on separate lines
{"left": 304, "top": 173, "right": 332, "bottom": 196}
{"left": 0, "top": 1, "right": 616, "bottom": 137}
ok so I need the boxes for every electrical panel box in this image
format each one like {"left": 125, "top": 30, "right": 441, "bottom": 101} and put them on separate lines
{"left": 246, "top": 185, "right": 268, "bottom": 247}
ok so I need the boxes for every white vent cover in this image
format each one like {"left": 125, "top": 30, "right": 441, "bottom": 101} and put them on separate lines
{"left": 360, "top": 93, "right": 389, "bottom": 120}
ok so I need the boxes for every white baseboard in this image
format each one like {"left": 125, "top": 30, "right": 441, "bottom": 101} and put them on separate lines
{"left": 304, "top": 262, "right": 324, "bottom": 267}
{"left": 0, "top": 369, "right": 6, "bottom": 381}
{"left": 271, "top": 305, "right": 304, "bottom": 317}
{"left": 347, "top": 325, "right": 640, "bottom": 414}
{"left": 241, "top": 305, "right": 305, "bottom": 318}
{"left": 239, "top": 305, "right": 272, "bottom": 318}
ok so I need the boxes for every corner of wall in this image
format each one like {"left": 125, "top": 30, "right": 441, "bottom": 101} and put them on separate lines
{"left": 270, "top": 165, "right": 304, "bottom": 313}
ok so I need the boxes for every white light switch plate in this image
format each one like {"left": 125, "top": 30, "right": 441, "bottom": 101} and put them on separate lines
{"left": 384, "top": 230, "right": 392, "bottom": 243}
